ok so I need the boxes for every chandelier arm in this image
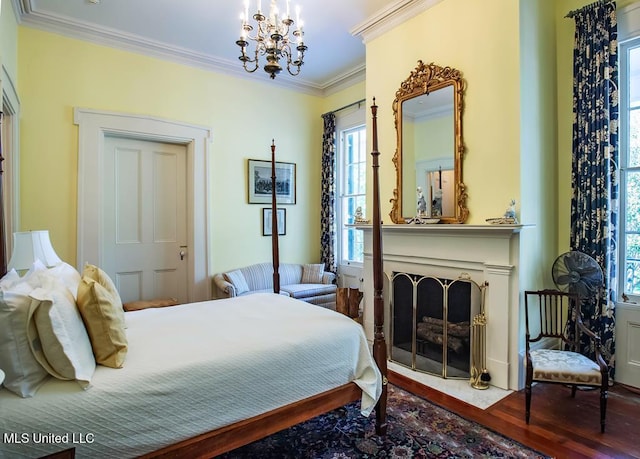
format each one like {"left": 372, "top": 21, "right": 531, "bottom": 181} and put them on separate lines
{"left": 279, "top": 45, "right": 301, "bottom": 76}
{"left": 243, "top": 59, "right": 260, "bottom": 74}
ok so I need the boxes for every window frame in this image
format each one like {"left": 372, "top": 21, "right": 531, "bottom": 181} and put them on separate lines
{"left": 336, "top": 105, "right": 366, "bottom": 268}
{"left": 619, "top": 36, "right": 640, "bottom": 303}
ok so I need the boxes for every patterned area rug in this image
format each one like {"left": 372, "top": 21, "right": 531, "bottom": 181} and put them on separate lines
{"left": 220, "top": 385, "right": 549, "bottom": 458}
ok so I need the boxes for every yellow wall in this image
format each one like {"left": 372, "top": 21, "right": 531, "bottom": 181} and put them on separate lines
{"left": 517, "top": 0, "right": 559, "bottom": 288}
{"left": 17, "top": 27, "right": 329, "bottom": 277}
{"left": 320, "top": 80, "right": 365, "bottom": 115}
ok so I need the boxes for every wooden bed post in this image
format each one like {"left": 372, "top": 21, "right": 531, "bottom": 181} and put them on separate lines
{"left": 371, "top": 98, "right": 388, "bottom": 435}
{"left": 271, "top": 139, "right": 280, "bottom": 294}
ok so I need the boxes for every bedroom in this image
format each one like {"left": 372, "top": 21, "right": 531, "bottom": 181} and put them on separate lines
{"left": 0, "top": 0, "right": 638, "bottom": 456}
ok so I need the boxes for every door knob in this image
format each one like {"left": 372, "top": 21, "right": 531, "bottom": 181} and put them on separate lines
{"left": 179, "top": 246, "right": 187, "bottom": 260}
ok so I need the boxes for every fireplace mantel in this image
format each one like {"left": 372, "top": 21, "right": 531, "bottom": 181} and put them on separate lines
{"left": 356, "top": 223, "right": 523, "bottom": 235}
{"left": 358, "top": 223, "right": 527, "bottom": 391}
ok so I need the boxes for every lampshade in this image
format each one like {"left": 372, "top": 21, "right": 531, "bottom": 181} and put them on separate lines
{"left": 7, "top": 230, "right": 62, "bottom": 271}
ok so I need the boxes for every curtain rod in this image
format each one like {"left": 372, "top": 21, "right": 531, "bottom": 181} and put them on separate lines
{"left": 321, "top": 99, "right": 366, "bottom": 118}
{"left": 565, "top": 0, "right": 611, "bottom": 18}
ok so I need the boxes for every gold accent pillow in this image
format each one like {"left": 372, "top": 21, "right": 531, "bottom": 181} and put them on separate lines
{"left": 77, "top": 278, "right": 128, "bottom": 368}
{"left": 81, "top": 263, "right": 125, "bottom": 323}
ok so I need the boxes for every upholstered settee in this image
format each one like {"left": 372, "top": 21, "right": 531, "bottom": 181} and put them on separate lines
{"left": 213, "top": 262, "right": 336, "bottom": 309}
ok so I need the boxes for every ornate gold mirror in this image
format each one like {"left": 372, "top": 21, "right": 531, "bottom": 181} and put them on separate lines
{"left": 390, "top": 61, "right": 468, "bottom": 224}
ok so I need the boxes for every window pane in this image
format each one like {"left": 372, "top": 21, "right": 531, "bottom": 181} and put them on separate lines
{"left": 627, "top": 170, "right": 640, "bottom": 232}
{"left": 630, "top": 46, "right": 640, "bottom": 109}
{"left": 630, "top": 109, "right": 640, "bottom": 167}
{"left": 339, "top": 124, "right": 366, "bottom": 264}
{"left": 357, "top": 163, "right": 366, "bottom": 194}
{"left": 623, "top": 42, "right": 640, "bottom": 296}
{"left": 626, "top": 234, "right": 640, "bottom": 294}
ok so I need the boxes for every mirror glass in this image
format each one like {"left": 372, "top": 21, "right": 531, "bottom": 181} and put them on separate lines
{"left": 390, "top": 61, "right": 468, "bottom": 224}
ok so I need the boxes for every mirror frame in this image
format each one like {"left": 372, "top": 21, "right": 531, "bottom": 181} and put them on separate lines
{"left": 390, "top": 60, "right": 468, "bottom": 224}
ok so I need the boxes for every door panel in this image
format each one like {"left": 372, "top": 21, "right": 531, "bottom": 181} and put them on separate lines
{"left": 103, "top": 136, "right": 188, "bottom": 304}
{"left": 616, "top": 303, "right": 640, "bottom": 388}
{"left": 339, "top": 267, "right": 362, "bottom": 289}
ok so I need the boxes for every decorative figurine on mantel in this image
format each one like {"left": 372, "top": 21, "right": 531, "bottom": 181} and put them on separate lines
{"left": 486, "top": 199, "right": 519, "bottom": 225}
{"left": 353, "top": 206, "right": 370, "bottom": 224}
{"left": 405, "top": 187, "right": 440, "bottom": 224}
{"left": 417, "top": 186, "right": 428, "bottom": 218}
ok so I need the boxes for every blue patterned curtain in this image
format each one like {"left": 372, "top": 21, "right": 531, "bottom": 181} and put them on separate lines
{"left": 569, "top": 0, "right": 618, "bottom": 378}
{"left": 321, "top": 113, "right": 337, "bottom": 273}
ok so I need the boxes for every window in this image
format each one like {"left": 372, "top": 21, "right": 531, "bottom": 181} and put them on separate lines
{"left": 337, "top": 122, "right": 366, "bottom": 265}
{"left": 620, "top": 37, "right": 640, "bottom": 300}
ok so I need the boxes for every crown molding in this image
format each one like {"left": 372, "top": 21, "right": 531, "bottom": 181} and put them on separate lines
{"left": 14, "top": 0, "right": 370, "bottom": 97}
{"left": 322, "top": 65, "right": 366, "bottom": 96}
{"left": 351, "top": 0, "right": 444, "bottom": 43}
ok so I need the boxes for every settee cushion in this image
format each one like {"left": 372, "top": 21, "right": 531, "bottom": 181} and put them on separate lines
{"left": 301, "top": 264, "right": 324, "bottom": 284}
{"left": 239, "top": 288, "right": 290, "bottom": 297}
{"left": 224, "top": 270, "right": 250, "bottom": 295}
{"left": 281, "top": 283, "right": 336, "bottom": 299}
{"left": 304, "top": 293, "right": 338, "bottom": 308}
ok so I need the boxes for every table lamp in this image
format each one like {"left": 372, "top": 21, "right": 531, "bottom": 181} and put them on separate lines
{"left": 7, "top": 230, "right": 62, "bottom": 272}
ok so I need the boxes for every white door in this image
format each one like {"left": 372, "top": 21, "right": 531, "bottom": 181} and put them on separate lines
{"left": 616, "top": 304, "right": 640, "bottom": 388}
{"left": 102, "top": 136, "right": 188, "bottom": 304}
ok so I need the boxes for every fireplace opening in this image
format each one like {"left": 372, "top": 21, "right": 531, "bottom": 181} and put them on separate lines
{"left": 390, "top": 272, "right": 485, "bottom": 379}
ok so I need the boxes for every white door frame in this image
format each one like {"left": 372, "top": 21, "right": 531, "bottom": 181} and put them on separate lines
{"left": 74, "top": 108, "right": 212, "bottom": 302}
{"left": 2, "top": 65, "right": 21, "bottom": 247}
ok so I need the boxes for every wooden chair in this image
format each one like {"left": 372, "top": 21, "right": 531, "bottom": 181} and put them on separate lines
{"left": 523, "top": 290, "right": 608, "bottom": 432}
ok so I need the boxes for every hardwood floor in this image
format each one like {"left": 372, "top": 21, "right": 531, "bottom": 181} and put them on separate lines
{"left": 389, "top": 371, "right": 640, "bottom": 459}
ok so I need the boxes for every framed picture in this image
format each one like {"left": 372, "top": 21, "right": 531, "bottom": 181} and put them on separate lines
{"left": 262, "top": 208, "right": 286, "bottom": 236}
{"left": 248, "top": 159, "right": 296, "bottom": 204}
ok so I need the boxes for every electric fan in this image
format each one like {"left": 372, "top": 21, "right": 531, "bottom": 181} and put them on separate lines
{"left": 551, "top": 251, "right": 603, "bottom": 298}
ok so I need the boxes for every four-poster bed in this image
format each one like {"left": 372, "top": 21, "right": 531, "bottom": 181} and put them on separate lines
{"left": 0, "top": 100, "right": 387, "bottom": 458}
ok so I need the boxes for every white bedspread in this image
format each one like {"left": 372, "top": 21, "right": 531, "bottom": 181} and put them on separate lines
{"left": 0, "top": 293, "right": 382, "bottom": 458}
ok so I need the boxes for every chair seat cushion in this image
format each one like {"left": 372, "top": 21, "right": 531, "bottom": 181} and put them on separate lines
{"left": 529, "top": 349, "right": 602, "bottom": 385}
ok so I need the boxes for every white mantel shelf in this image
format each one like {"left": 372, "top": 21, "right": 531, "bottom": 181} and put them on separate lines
{"left": 355, "top": 223, "right": 527, "bottom": 235}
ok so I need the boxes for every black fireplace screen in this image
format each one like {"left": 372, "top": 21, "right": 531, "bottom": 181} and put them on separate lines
{"left": 390, "top": 272, "right": 484, "bottom": 379}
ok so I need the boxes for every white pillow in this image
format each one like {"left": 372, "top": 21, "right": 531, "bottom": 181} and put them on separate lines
{"left": 224, "top": 269, "right": 250, "bottom": 295}
{"left": 28, "top": 284, "right": 95, "bottom": 389}
{"left": 38, "top": 262, "right": 82, "bottom": 300}
{"left": 12, "top": 259, "right": 48, "bottom": 289}
{"left": 0, "top": 269, "right": 20, "bottom": 290}
{"left": 0, "top": 282, "right": 50, "bottom": 397}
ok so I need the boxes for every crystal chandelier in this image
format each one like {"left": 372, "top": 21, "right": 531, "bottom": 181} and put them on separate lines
{"left": 236, "top": 0, "right": 307, "bottom": 79}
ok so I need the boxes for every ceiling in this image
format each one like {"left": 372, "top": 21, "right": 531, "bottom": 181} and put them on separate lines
{"left": 14, "top": 0, "right": 399, "bottom": 95}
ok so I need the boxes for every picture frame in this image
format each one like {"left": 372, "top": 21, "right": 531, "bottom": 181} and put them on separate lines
{"left": 248, "top": 159, "right": 296, "bottom": 204}
{"left": 262, "top": 208, "right": 286, "bottom": 236}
